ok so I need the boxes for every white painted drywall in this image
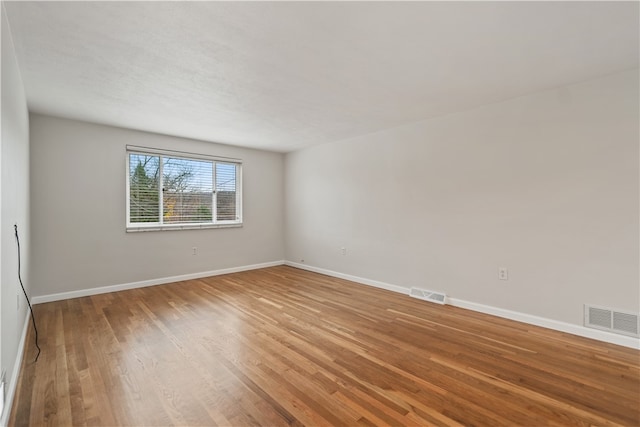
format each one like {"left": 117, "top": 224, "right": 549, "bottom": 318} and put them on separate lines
{"left": 29, "top": 115, "right": 284, "bottom": 297}
{"left": 1, "top": 4, "right": 30, "bottom": 423}
{"left": 285, "top": 69, "right": 640, "bottom": 326}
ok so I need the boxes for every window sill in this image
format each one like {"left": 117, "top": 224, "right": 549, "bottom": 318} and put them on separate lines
{"left": 126, "top": 222, "right": 243, "bottom": 232}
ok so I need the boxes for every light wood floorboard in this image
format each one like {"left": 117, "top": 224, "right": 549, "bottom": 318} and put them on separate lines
{"left": 9, "top": 266, "right": 640, "bottom": 426}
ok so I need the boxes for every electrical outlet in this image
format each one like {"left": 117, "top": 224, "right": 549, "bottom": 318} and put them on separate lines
{"left": 192, "top": 247, "right": 197, "bottom": 255}
{"left": 498, "top": 267, "right": 508, "bottom": 280}
{"left": 341, "top": 247, "right": 346, "bottom": 256}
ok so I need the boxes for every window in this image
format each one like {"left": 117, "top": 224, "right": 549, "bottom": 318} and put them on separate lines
{"left": 126, "top": 146, "right": 242, "bottom": 231}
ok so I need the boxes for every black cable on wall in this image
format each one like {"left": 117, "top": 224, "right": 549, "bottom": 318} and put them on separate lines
{"left": 14, "top": 224, "right": 41, "bottom": 363}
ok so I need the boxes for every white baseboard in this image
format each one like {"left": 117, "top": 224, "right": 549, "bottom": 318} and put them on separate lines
{"left": 32, "top": 260, "right": 285, "bottom": 305}
{"left": 285, "top": 261, "right": 640, "bottom": 350}
{"left": 285, "top": 261, "right": 409, "bottom": 295}
{"left": 448, "top": 298, "right": 639, "bottom": 349}
{"left": 0, "top": 311, "right": 30, "bottom": 427}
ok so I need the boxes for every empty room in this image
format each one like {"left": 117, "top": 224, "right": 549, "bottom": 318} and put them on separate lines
{"left": 1, "top": 1, "right": 639, "bottom": 426}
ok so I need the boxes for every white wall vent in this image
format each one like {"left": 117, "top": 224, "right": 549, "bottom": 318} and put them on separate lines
{"left": 584, "top": 305, "right": 639, "bottom": 337}
{"left": 410, "top": 288, "right": 447, "bottom": 305}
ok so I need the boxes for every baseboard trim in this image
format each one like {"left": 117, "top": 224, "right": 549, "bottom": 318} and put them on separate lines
{"left": 0, "top": 311, "right": 30, "bottom": 427}
{"left": 32, "top": 260, "right": 285, "bottom": 304}
{"left": 284, "top": 261, "right": 639, "bottom": 350}
{"left": 448, "top": 298, "right": 639, "bottom": 349}
{"left": 285, "top": 261, "right": 409, "bottom": 295}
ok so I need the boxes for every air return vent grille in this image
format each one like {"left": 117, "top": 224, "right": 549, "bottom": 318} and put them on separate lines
{"left": 409, "top": 288, "right": 447, "bottom": 305}
{"left": 584, "top": 305, "right": 639, "bottom": 337}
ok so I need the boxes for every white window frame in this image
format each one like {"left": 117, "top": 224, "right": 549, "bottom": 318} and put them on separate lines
{"left": 126, "top": 145, "right": 243, "bottom": 232}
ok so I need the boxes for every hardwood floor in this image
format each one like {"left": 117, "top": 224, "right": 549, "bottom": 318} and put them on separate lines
{"left": 9, "top": 266, "right": 640, "bottom": 426}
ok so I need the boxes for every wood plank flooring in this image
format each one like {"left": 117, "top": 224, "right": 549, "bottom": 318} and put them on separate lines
{"left": 9, "top": 266, "right": 640, "bottom": 426}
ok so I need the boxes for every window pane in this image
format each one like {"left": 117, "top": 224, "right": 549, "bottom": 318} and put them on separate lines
{"left": 216, "top": 163, "right": 237, "bottom": 221}
{"left": 163, "top": 157, "right": 213, "bottom": 223}
{"left": 129, "top": 154, "right": 160, "bottom": 223}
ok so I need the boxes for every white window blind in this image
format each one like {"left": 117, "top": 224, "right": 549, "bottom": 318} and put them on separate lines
{"left": 163, "top": 157, "right": 213, "bottom": 223}
{"left": 126, "top": 147, "right": 242, "bottom": 231}
{"left": 216, "top": 162, "right": 237, "bottom": 221}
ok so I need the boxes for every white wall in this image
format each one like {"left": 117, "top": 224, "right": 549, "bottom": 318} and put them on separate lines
{"left": 30, "top": 114, "right": 284, "bottom": 297}
{"left": 285, "top": 69, "right": 639, "bottom": 327}
{"left": 1, "top": 4, "right": 30, "bottom": 423}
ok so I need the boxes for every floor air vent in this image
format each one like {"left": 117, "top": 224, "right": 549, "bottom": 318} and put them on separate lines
{"left": 584, "top": 305, "right": 639, "bottom": 337}
{"left": 410, "top": 288, "right": 447, "bottom": 305}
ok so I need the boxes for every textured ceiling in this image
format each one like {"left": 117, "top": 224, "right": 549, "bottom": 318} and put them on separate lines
{"left": 4, "top": 1, "right": 639, "bottom": 152}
